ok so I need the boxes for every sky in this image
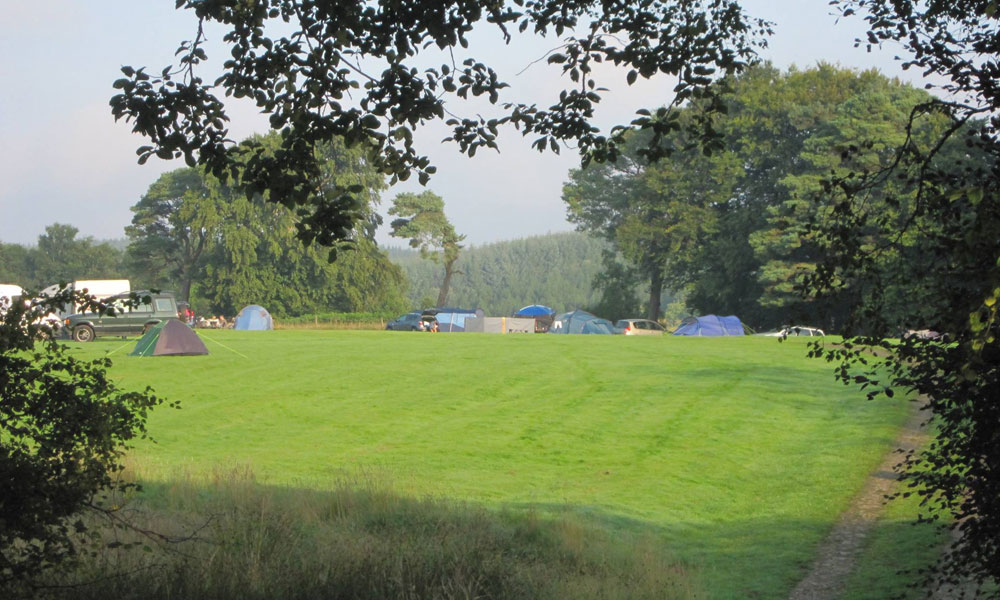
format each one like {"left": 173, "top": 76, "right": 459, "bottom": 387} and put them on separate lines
{"left": 0, "top": 1, "right": 931, "bottom": 249}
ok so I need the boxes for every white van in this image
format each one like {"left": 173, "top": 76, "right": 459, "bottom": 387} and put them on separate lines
{"left": 39, "top": 279, "right": 131, "bottom": 318}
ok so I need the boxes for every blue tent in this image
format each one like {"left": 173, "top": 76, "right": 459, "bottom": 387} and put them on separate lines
{"left": 673, "top": 315, "right": 746, "bottom": 336}
{"left": 514, "top": 304, "right": 555, "bottom": 317}
{"left": 550, "top": 310, "right": 616, "bottom": 334}
{"left": 234, "top": 304, "right": 273, "bottom": 330}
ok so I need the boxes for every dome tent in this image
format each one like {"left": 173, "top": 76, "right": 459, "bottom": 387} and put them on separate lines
{"left": 130, "top": 319, "right": 208, "bottom": 356}
{"left": 549, "top": 310, "right": 616, "bottom": 334}
{"left": 673, "top": 315, "right": 747, "bottom": 336}
{"left": 234, "top": 304, "right": 273, "bottom": 330}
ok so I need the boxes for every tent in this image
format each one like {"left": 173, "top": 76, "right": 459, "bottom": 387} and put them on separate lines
{"left": 549, "top": 310, "right": 617, "bottom": 334}
{"left": 514, "top": 304, "right": 554, "bottom": 317}
{"left": 130, "top": 319, "right": 209, "bottom": 356}
{"left": 422, "top": 308, "right": 484, "bottom": 332}
{"left": 514, "top": 304, "right": 556, "bottom": 333}
{"left": 432, "top": 309, "right": 484, "bottom": 332}
{"left": 673, "top": 315, "right": 746, "bottom": 336}
{"left": 234, "top": 304, "right": 273, "bottom": 330}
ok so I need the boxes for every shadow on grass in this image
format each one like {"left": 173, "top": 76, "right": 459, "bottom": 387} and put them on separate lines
{"left": 24, "top": 474, "right": 692, "bottom": 600}
{"left": 17, "top": 471, "right": 944, "bottom": 600}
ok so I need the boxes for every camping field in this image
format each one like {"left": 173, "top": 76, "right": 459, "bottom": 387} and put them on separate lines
{"left": 64, "top": 330, "right": 923, "bottom": 598}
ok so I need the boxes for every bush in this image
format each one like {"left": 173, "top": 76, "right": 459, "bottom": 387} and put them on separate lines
{"left": 0, "top": 292, "right": 165, "bottom": 591}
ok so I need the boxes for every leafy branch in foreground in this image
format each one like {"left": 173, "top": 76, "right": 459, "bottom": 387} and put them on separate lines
{"left": 111, "top": 0, "right": 771, "bottom": 248}
{"left": 0, "top": 290, "right": 169, "bottom": 590}
{"left": 805, "top": 1, "right": 1000, "bottom": 593}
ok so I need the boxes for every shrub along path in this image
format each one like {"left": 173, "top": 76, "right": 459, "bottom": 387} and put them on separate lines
{"left": 788, "top": 405, "right": 930, "bottom": 600}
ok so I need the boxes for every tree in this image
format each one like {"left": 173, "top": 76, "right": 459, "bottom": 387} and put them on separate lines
{"left": 126, "top": 168, "right": 224, "bottom": 301}
{"left": 126, "top": 132, "right": 408, "bottom": 317}
{"left": 797, "top": 1, "right": 1000, "bottom": 591}
{"left": 566, "top": 64, "right": 956, "bottom": 332}
{"left": 0, "top": 292, "right": 164, "bottom": 590}
{"left": 111, "top": 0, "right": 771, "bottom": 250}
{"left": 28, "top": 224, "right": 126, "bottom": 290}
{"left": 0, "top": 244, "right": 32, "bottom": 287}
{"left": 389, "top": 191, "right": 464, "bottom": 307}
{"left": 565, "top": 124, "right": 739, "bottom": 320}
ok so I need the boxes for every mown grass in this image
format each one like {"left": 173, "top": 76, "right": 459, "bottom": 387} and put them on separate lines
{"left": 60, "top": 330, "right": 920, "bottom": 598}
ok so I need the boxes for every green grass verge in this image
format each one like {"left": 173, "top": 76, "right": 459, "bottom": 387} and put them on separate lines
{"left": 840, "top": 487, "right": 948, "bottom": 600}
{"left": 63, "top": 330, "right": 916, "bottom": 599}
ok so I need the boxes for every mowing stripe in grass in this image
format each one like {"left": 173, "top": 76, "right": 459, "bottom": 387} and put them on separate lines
{"left": 65, "top": 330, "right": 912, "bottom": 599}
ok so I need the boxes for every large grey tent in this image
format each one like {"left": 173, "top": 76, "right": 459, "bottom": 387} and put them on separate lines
{"left": 549, "top": 310, "right": 616, "bottom": 334}
{"left": 130, "top": 319, "right": 209, "bottom": 356}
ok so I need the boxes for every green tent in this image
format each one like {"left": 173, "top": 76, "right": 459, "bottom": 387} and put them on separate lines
{"left": 130, "top": 319, "right": 209, "bottom": 356}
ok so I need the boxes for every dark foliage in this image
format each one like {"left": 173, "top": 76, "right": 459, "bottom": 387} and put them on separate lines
{"left": 111, "top": 0, "right": 770, "bottom": 249}
{"left": 0, "top": 291, "right": 165, "bottom": 589}
{"left": 804, "top": 1, "right": 1000, "bottom": 594}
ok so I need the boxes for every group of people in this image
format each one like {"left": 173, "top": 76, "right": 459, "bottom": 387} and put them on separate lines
{"left": 178, "top": 305, "right": 230, "bottom": 329}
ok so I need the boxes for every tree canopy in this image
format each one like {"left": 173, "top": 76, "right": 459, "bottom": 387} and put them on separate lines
{"left": 111, "top": 0, "right": 770, "bottom": 248}
{"left": 388, "top": 231, "right": 607, "bottom": 316}
{"left": 565, "top": 63, "right": 958, "bottom": 332}
{"left": 126, "top": 133, "right": 409, "bottom": 317}
{"left": 0, "top": 225, "right": 127, "bottom": 291}
{"left": 806, "top": 1, "right": 1000, "bottom": 591}
{"left": 1, "top": 292, "right": 165, "bottom": 589}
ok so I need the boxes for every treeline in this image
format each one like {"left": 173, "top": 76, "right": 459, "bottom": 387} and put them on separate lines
{"left": 1, "top": 134, "right": 411, "bottom": 318}
{"left": 387, "top": 232, "right": 608, "bottom": 316}
{"left": 0, "top": 224, "right": 128, "bottom": 289}
{"left": 565, "top": 63, "right": 983, "bottom": 332}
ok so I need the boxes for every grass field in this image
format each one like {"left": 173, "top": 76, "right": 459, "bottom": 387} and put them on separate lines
{"left": 65, "top": 330, "right": 918, "bottom": 598}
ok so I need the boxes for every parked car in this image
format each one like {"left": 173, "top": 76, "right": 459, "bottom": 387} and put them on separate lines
{"left": 64, "top": 291, "right": 179, "bottom": 342}
{"left": 615, "top": 318, "right": 666, "bottom": 335}
{"left": 759, "top": 325, "right": 825, "bottom": 337}
{"left": 386, "top": 311, "right": 424, "bottom": 331}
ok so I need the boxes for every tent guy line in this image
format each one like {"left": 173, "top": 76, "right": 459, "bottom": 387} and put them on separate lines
{"left": 197, "top": 332, "right": 249, "bottom": 359}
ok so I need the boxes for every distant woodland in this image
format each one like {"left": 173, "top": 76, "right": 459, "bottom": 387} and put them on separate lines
{"left": 0, "top": 226, "right": 616, "bottom": 319}
{"left": 386, "top": 231, "right": 608, "bottom": 316}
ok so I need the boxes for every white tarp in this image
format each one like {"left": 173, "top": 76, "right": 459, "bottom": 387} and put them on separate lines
{"left": 465, "top": 317, "right": 535, "bottom": 334}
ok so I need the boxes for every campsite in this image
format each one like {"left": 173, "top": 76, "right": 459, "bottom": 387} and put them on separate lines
{"left": 50, "top": 328, "right": 939, "bottom": 599}
{"left": 7, "top": 1, "right": 1000, "bottom": 596}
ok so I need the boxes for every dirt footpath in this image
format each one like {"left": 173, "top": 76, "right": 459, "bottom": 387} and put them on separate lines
{"left": 787, "top": 407, "right": 929, "bottom": 600}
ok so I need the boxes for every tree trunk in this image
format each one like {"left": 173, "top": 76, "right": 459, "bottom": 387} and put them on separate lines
{"left": 181, "top": 275, "right": 193, "bottom": 304}
{"left": 647, "top": 267, "right": 663, "bottom": 321}
{"left": 437, "top": 260, "right": 456, "bottom": 307}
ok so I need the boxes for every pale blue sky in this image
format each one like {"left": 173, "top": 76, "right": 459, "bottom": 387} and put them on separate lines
{"left": 0, "top": 1, "right": 929, "bottom": 248}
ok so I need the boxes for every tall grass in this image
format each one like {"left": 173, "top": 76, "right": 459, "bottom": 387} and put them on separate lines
{"left": 37, "top": 469, "right": 694, "bottom": 600}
